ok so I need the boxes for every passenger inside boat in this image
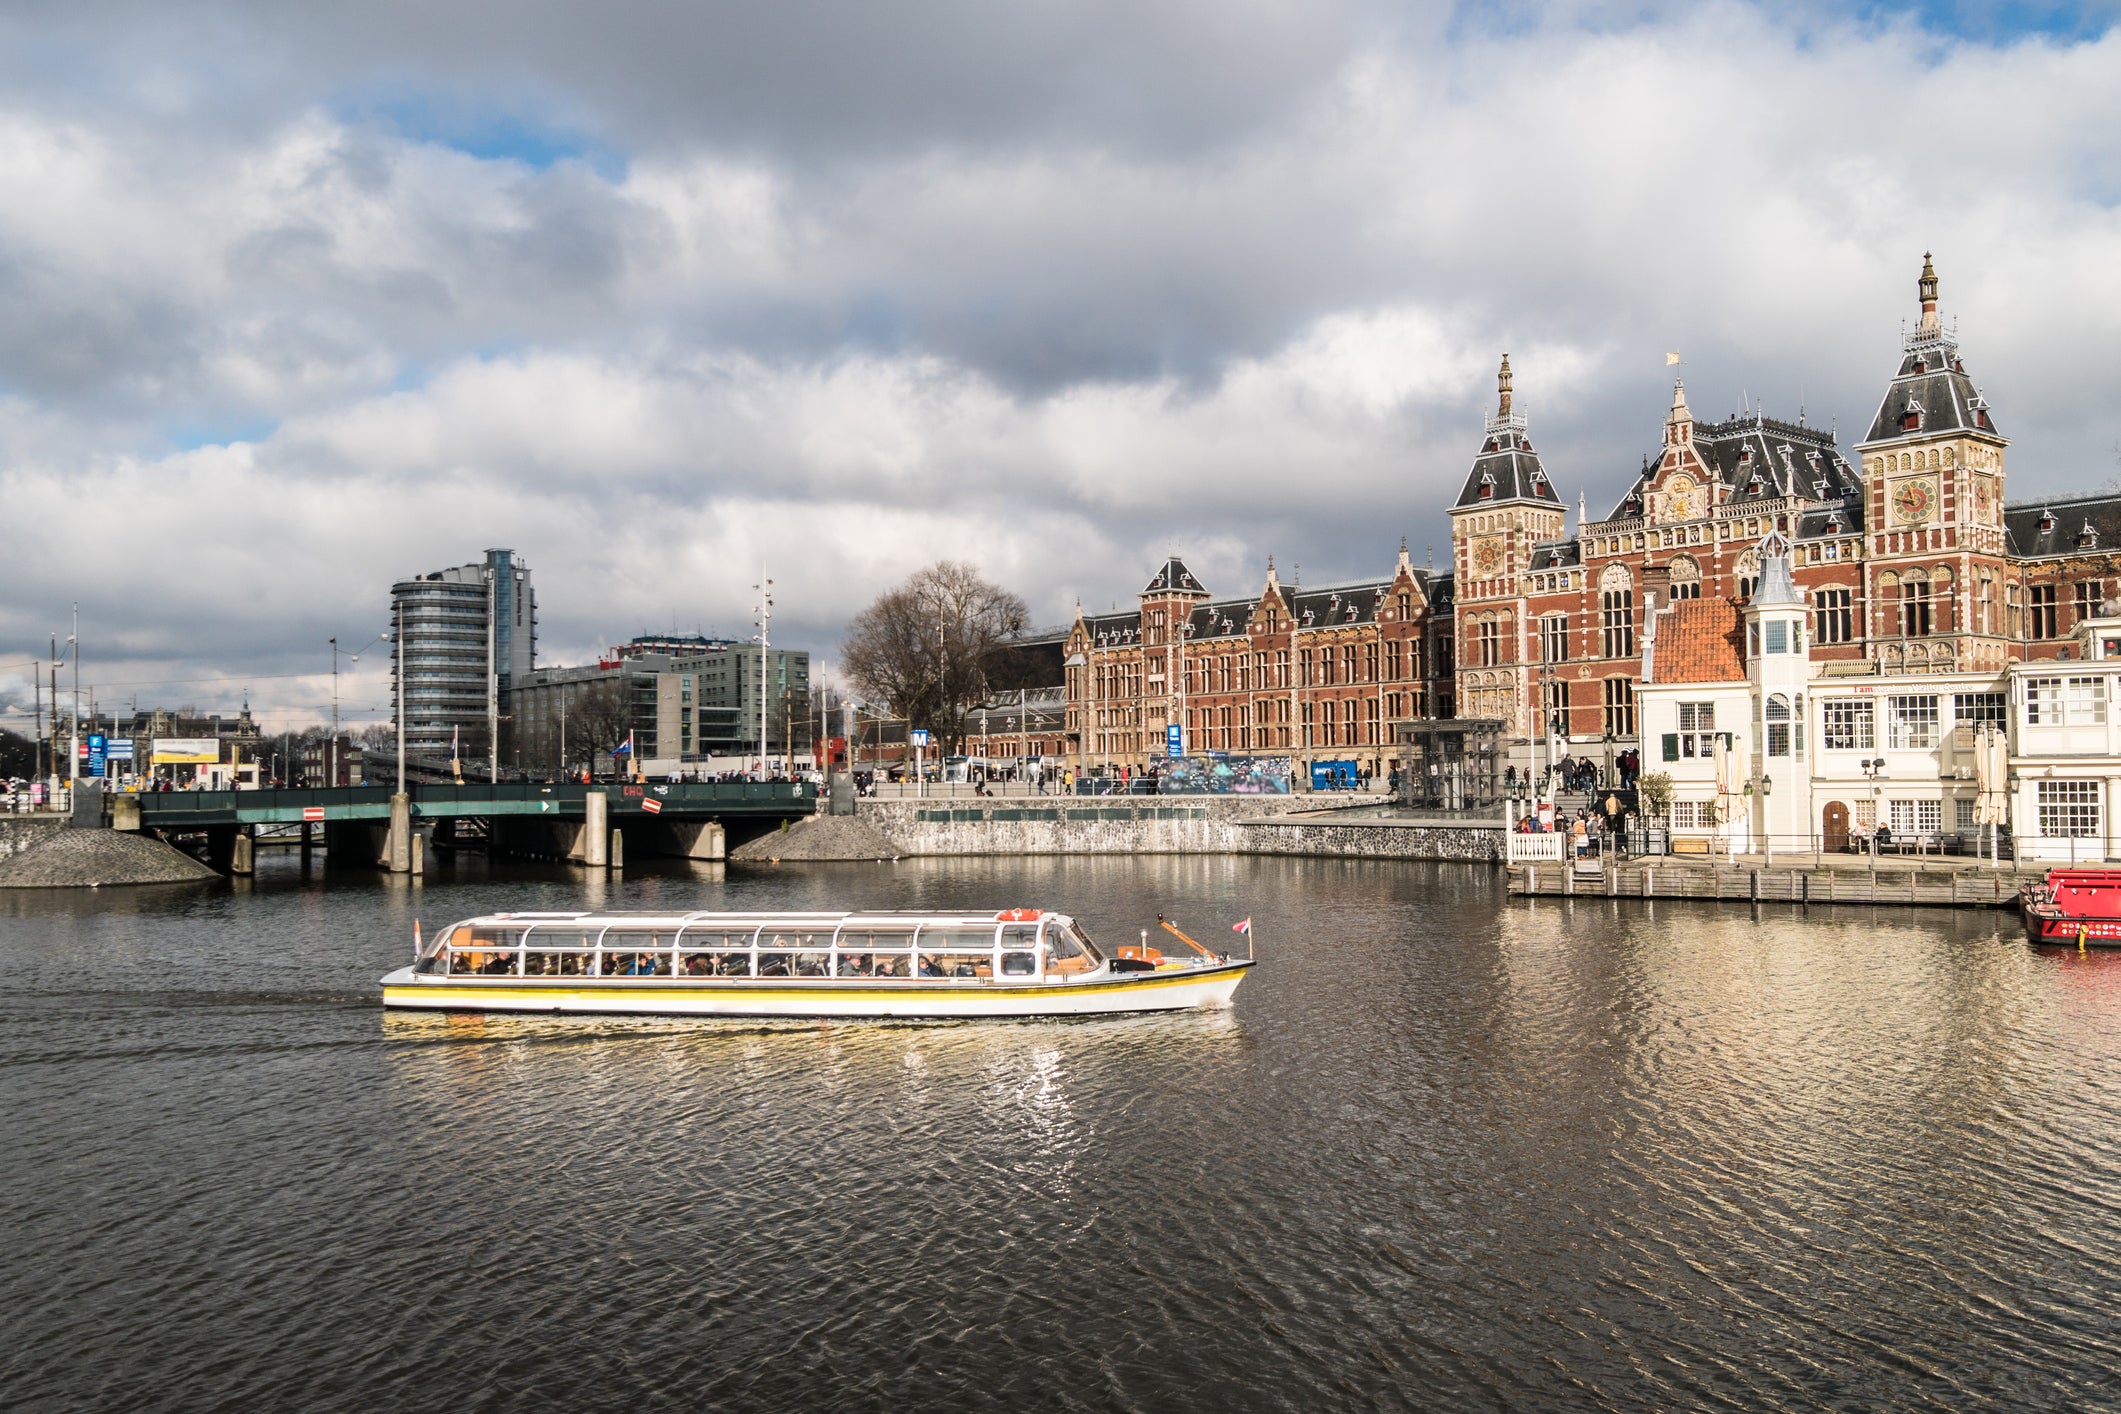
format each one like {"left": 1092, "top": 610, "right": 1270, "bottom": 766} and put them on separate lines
{"left": 1043, "top": 924, "right": 1100, "bottom": 977}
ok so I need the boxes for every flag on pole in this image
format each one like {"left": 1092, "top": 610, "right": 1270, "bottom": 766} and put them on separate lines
{"left": 412, "top": 918, "right": 423, "bottom": 961}
{"left": 612, "top": 731, "right": 633, "bottom": 756}
{"left": 1233, "top": 917, "right": 1251, "bottom": 935}
{"left": 1665, "top": 352, "right": 1682, "bottom": 366}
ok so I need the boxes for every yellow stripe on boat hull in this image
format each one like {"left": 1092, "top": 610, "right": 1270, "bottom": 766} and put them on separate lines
{"left": 381, "top": 961, "right": 1252, "bottom": 1018}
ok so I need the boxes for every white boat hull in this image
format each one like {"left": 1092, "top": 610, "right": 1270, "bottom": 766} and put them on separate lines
{"left": 380, "top": 960, "right": 1253, "bottom": 1019}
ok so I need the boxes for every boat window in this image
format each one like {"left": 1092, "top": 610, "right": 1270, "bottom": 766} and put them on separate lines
{"left": 838, "top": 927, "right": 914, "bottom": 952}
{"left": 835, "top": 950, "right": 877, "bottom": 977}
{"left": 468, "top": 926, "right": 527, "bottom": 949}
{"left": 915, "top": 926, "right": 998, "bottom": 951}
{"left": 999, "top": 924, "right": 1039, "bottom": 951}
{"left": 1000, "top": 952, "right": 1037, "bottom": 977}
{"left": 918, "top": 951, "right": 992, "bottom": 980}
{"left": 792, "top": 949, "right": 831, "bottom": 978}
{"left": 1065, "top": 923, "right": 1105, "bottom": 964}
{"left": 1043, "top": 925, "right": 1099, "bottom": 977}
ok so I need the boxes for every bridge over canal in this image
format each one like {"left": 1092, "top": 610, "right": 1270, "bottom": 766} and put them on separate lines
{"left": 121, "top": 781, "right": 817, "bottom": 873}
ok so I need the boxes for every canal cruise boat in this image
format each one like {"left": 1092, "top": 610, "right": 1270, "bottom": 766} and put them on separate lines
{"left": 2019, "top": 869, "right": 2121, "bottom": 948}
{"left": 380, "top": 908, "right": 1254, "bottom": 1018}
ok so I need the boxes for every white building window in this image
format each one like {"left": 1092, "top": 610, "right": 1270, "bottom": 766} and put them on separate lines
{"left": 2026, "top": 677, "right": 2060, "bottom": 725}
{"left": 1821, "top": 699, "right": 1874, "bottom": 751}
{"left": 1955, "top": 797, "right": 1977, "bottom": 829}
{"left": 1766, "top": 694, "right": 1792, "bottom": 757}
{"left": 1953, "top": 692, "right": 2005, "bottom": 726}
{"left": 1671, "top": 800, "right": 1700, "bottom": 829}
{"left": 1886, "top": 695, "right": 1939, "bottom": 749}
{"left": 1664, "top": 702, "right": 1716, "bottom": 760}
{"left": 1889, "top": 799, "right": 1942, "bottom": 835}
{"left": 2068, "top": 677, "right": 2108, "bottom": 725}
{"left": 2037, "top": 780, "right": 2102, "bottom": 838}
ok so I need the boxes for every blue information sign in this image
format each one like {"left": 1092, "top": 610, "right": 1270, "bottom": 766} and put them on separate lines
{"left": 87, "top": 734, "right": 108, "bottom": 777}
{"left": 910, "top": 729, "right": 931, "bottom": 747}
{"left": 1166, "top": 723, "right": 1183, "bottom": 757}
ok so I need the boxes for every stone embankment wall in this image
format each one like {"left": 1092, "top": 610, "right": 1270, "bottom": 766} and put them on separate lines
{"left": 855, "top": 798, "right": 1503, "bottom": 863}
{"left": 0, "top": 819, "right": 67, "bottom": 861}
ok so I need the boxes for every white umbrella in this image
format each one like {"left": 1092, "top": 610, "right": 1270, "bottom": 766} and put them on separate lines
{"left": 1712, "top": 733, "right": 1731, "bottom": 819}
{"left": 1725, "top": 731, "right": 1754, "bottom": 854}
{"left": 1973, "top": 722, "right": 1995, "bottom": 821}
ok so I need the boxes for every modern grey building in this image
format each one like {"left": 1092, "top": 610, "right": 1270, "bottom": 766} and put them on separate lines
{"left": 510, "top": 638, "right": 811, "bottom": 772}
{"left": 390, "top": 549, "right": 537, "bottom": 758}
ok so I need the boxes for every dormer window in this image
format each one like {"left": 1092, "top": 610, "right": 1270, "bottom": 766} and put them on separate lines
{"left": 1902, "top": 398, "right": 1923, "bottom": 432}
{"left": 2081, "top": 521, "right": 2098, "bottom": 550}
{"left": 2039, "top": 510, "right": 2057, "bottom": 533}
{"left": 1912, "top": 359, "right": 1927, "bottom": 375}
{"left": 1812, "top": 478, "right": 1827, "bottom": 497}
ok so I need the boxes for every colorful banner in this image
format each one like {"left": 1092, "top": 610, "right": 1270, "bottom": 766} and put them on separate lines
{"left": 152, "top": 738, "right": 221, "bottom": 765}
{"left": 1158, "top": 755, "right": 1293, "bottom": 795}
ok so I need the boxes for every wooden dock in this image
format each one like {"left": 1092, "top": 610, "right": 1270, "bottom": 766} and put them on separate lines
{"left": 1511, "top": 858, "right": 2039, "bottom": 909}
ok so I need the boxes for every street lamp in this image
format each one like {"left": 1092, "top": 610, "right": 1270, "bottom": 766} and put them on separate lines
{"left": 1860, "top": 755, "right": 1887, "bottom": 869}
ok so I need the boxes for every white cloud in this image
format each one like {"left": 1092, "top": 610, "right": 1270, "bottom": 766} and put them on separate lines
{"left": 2, "top": 2, "right": 2119, "bottom": 726}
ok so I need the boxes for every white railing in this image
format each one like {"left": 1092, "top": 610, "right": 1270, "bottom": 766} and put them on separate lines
{"left": 1507, "top": 833, "right": 1566, "bottom": 863}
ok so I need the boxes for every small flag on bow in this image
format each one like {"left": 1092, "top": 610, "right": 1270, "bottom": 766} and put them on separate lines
{"left": 1233, "top": 917, "right": 1251, "bottom": 935}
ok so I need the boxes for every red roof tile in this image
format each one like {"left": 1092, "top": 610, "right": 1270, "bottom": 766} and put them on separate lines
{"left": 1656, "top": 597, "right": 1746, "bottom": 684}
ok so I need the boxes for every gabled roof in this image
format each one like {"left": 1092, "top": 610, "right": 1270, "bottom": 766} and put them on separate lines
{"left": 1453, "top": 355, "right": 1561, "bottom": 511}
{"left": 1079, "top": 565, "right": 1449, "bottom": 649}
{"left": 2004, "top": 493, "right": 2121, "bottom": 560}
{"left": 1655, "top": 598, "right": 1746, "bottom": 685}
{"left": 1860, "top": 257, "right": 2001, "bottom": 447}
{"left": 1696, "top": 415, "right": 1858, "bottom": 505}
{"left": 1528, "top": 541, "right": 1580, "bottom": 572}
{"left": 1143, "top": 556, "right": 1207, "bottom": 596}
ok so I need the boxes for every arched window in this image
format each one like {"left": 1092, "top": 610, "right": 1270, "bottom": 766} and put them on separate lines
{"left": 1600, "top": 564, "right": 1635, "bottom": 658}
{"left": 1901, "top": 568, "right": 1932, "bottom": 637}
{"left": 1767, "top": 694, "right": 1792, "bottom": 757}
{"left": 1734, "top": 549, "right": 1762, "bottom": 602}
{"left": 1668, "top": 554, "right": 1701, "bottom": 601}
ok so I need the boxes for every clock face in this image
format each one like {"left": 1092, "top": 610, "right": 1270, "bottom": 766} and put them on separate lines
{"left": 1973, "top": 476, "right": 1994, "bottom": 523}
{"left": 1893, "top": 478, "right": 1937, "bottom": 524}
{"left": 1473, "top": 538, "right": 1503, "bottom": 575}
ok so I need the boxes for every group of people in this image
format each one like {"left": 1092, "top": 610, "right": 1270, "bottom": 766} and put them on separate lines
{"left": 1515, "top": 796, "right": 1643, "bottom": 859}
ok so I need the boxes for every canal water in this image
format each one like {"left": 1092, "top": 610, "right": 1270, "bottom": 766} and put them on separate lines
{"left": 4, "top": 853, "right": 2119, "bottom": 1412}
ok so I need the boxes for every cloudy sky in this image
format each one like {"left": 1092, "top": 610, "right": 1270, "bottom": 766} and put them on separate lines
{"left": 2, "top": 0, "right": 2117, "bottom": 732}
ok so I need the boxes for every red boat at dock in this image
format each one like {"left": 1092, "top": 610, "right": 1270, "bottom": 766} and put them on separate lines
{"left": 2019, "top": 869, "right": 2121, "bottom": 947}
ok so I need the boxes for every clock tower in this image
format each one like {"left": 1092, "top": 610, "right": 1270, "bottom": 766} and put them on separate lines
{"left": 1856, "top": 255, "right": 2012, "bottom": 672}
{"left": 1449, "top": 354, "right": 1566, "bottom": 737}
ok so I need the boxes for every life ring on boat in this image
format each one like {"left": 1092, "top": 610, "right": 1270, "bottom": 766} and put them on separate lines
{"left": 999, "top": 908, "right": 1044, "bottom": 921}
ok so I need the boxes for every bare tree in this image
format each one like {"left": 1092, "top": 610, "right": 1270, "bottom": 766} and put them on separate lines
{"left": 842, "top": 561, "right": 1028, "bottom": 753}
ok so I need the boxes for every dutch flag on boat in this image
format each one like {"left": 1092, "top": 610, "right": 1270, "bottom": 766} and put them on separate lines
{"left": 1233, "top": 917, "right": 1251, "bottom": 935}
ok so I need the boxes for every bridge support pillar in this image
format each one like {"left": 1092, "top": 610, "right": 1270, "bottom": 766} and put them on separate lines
{"left": 112, "top": 797, "right": 142, "bottom": 832}
{"left": 662, "top": 820, "right": 726, "bottom": 861}
{"left": 609, "top": 828, "right": 624, "bottom": 870}
{"left": 299, "top": 821, "right": 313, "bottom": 856}
{"left": 231, "top": 828, "right": 254, "bottom": 876}
{"left": 410, "top": 829, "right": 425, "bottom": 877}
{"left": 387, "top": 793, "right": 412, "bottom": 873}
{"left": 582, "top": 790, "right": 609, "bottom": 869}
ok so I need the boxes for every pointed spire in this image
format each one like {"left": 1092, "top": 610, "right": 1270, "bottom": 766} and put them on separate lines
{"left": 1396, "top": 537, "right": 1413, "bottom": 574}
{"left": 1665, "top": 377, "right": 1692, "bottom": 446}
{"left": 1917, "top": 251, "right": 1940, "bottom": 334}
{"left": 1264, "top": 555, "right": 1279, "bottom": 593}
{"left": 1496, "top": 353, "right": 1513, "bottom": 419}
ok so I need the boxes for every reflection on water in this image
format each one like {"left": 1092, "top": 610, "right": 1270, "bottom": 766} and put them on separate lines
{"left": 5, "top": 852, "right": 2121, "bottom": 1410}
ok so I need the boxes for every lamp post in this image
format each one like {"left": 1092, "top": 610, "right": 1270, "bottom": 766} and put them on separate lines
{"left": 1861, "top": 755, "right": 1886, "bottom": 870}
{"left": 341, "top": 631, "right": 389, "bottom": 787}
{"left": 1759, "top": 772, "right": 1773, "bottom": 865}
